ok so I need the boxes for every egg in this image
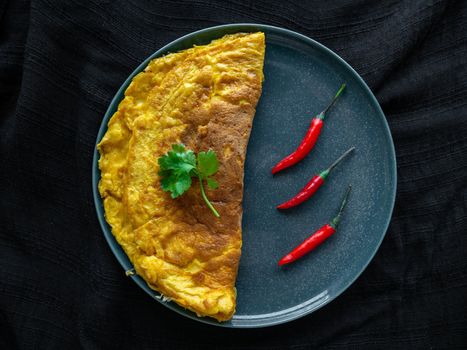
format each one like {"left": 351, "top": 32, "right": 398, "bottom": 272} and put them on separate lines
{"left": 98, "top": 33, "right": 265, "bottom": 321}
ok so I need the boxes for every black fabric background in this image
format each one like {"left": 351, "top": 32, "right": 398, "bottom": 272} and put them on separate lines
{"left": 1, "top": 0, "right": 466, "bottom": 349}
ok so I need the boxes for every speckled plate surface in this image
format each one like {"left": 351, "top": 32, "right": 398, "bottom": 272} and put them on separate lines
{"left": 92, "top": 24, "right": 397, "bottom": 328}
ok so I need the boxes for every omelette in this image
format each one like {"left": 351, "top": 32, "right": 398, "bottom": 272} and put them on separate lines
{"left": 97, "top": 33, "right": 265, "bottom": 321}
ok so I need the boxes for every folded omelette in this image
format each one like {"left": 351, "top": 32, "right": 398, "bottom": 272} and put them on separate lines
{"left": 97, "top": 33, "right": 265, "bottom": 321}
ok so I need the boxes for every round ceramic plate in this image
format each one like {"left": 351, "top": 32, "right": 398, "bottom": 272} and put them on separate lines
{"left": 92, "top": 24, "right": 396, "bottom": 328}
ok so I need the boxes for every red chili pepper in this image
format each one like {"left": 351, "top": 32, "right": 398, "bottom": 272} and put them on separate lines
{"left": 272, "top": 84, "right": 346, "bottom": 175}
{"left": 279, "top": 185, "right": 352, "bottom": 266}
{"left": 277, "top": 147, "right": 355, "bottom": 210}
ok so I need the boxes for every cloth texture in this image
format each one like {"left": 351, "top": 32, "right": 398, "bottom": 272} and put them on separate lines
{"left": 1, "top": 0, "right": 466, "bottom": 348}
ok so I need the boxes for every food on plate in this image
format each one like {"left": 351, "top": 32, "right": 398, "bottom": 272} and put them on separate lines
{"left": 277, "top": 147, "right": 355, "bottom": 210}
{"left": 97, "top": 32, "right": 265, "bottom": 321}
{"left": 279, "top": 185, "right": 352, "bottom": 266}
{"left": 158, "top": 144, "right": 221, "bottom": 217}
{"left": 272, "top": 84, "right": 346, "bottom": 174}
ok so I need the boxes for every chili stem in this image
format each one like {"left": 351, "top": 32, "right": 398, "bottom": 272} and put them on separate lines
{"left": 198, "top": 175, "right": 220, "bottom": 218}
{"left": 330, "top": 185, "right": 352, "bottom": 228}
{"left": 327, "top": 147, "right": 355, "bottom": 173}
{"left": 322, "top": 83, "right": 346, "bottom": 116}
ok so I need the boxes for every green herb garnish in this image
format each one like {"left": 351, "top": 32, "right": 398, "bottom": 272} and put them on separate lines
{"left": 158, "top": 144, "right": 220, "bottom": 218}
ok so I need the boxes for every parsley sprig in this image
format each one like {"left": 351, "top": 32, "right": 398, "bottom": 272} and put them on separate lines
{"left": 158, "top": 144, "right": 220, "bottom": 218}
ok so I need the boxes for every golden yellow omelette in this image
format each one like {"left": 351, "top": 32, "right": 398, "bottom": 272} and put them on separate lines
{"left": 97, "top": 32, "right": 265, "bottom": 321}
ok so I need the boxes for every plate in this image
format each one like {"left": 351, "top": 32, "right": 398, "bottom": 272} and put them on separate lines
{"left": 92, "top": 24, "right": 397, "bottom": 328}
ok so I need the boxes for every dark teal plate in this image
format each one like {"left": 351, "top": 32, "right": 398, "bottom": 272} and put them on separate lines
{"left": 92, "top": 24, "right": 396, "bottom": 328}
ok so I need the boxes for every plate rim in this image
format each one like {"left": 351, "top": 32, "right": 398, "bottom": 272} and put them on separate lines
{"left": 92, "top": 23, "right": 397, "bottom": 328}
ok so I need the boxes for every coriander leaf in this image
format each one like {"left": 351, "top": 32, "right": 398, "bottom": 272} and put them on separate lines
{"left": 160, "top": 171, "right": 192, "bottom": 198}
{"left": 158, "top": 143, "right": 196, "bottom": 174}
{"left": 174, "top": 172, "right": 192, "bottom": 197}
{"left": 206, "top": 178, "right": 219, "bottom": 189}
{"left": 197, "top": 150, "right": 219, "bottom": 178}
{"left": 158, "top": 143, "right": 196, "bottom": 198}
{"left": 171, "top": 143, "right": 186, "bottom": 153}
{"left": 157, "top": 144, "right": 220, "bottom": 217}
